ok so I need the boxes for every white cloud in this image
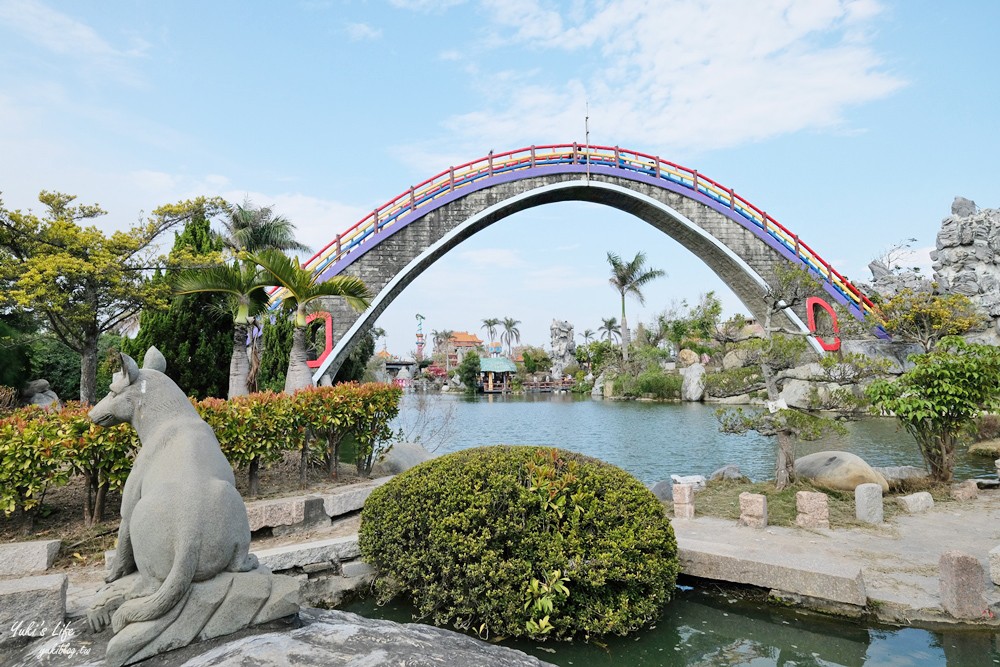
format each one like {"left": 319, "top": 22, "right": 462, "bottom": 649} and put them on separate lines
{"left": 345, "top": 22, "right": 382, "bottom": 41}
{"left": 522, "top": 265, "right": 604, "bottom": 292}
{"left": 0, "top": 0, "right": 145, "bottom": 84}
{"left": 397, "top": 0, "right": 905, "bottom": 163}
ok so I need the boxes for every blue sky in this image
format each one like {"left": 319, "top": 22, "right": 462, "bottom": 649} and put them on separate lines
{"left": 1, "top": 0, "right": 998, "bottom": 356}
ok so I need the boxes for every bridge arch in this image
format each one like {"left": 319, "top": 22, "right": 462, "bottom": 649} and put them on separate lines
{"left": 268, "top": 145, "right": 877, "bottom": 382}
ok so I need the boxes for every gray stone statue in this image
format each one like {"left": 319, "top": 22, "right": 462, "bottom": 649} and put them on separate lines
{"left": 87, "top": 348, "right": 298, "bottom": 667}
{"left": 549, "top": 319, "right": 576, "bottom": 379}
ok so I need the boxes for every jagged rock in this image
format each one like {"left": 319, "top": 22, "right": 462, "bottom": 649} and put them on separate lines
{"left": 680, "top": 363, "right": 705, "bottom": 402}
{"left": 591, "top": 372, "right": 605, "bottom": 397}
{"left": 649, "top": 480, "right": 672, "bottom": 501}
{"left": 548, "top": 319, "right": 576, "bottom": 378}
{"left": 840, "top": 340, "right": 922, "bottom": 375}
{"left": 776, "top": 363, "right": 824, "bottom": 381}
{"left": 952, "top": 196, "right": 978, "bottom": 217}
{"left": 722, "top": 349, "right": 748, "bottom": 370}
{"left": 795, "top": 451, "right": 889, "bottom": 493}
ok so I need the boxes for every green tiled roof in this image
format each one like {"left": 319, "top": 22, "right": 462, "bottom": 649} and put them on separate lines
{"left": 479, "top": 357, "right": 517, "bottom": 373}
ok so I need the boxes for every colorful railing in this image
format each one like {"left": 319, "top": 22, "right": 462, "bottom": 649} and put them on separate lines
{"left": 269, "top": 144, "right": 876, "bottom": 321}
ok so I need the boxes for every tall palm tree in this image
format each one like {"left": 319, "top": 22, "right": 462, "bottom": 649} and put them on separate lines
{"left": 500, "top": 317, "right": 521, "bottom": 357}
{"left": 607, "top": 251, "right": 665, "bottom": 362}
{"left": 579, "top": 329, "right": 595, "bottom": 345}
{"left": 481, "top": 317, "right": 500, "bottom": 355}
{"left": 218, "top": 198, "right": 310, "bottom": 256}
{"left": 432, "top": 329, "right": 455, "bottom": 372}
{"left": 599, "top": 317, "right": 621, "bottom": 343}
{"left": 251, "top": 250, "right": 371, "bottom": 392}
{"left": 174, "top": 262, "right": 271, "bottom": 398}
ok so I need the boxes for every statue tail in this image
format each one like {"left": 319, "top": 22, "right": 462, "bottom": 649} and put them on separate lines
{"left": 112, "top": 547, "right": 198, "bottom": 631}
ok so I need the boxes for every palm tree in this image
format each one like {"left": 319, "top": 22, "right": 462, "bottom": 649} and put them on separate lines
{"left": 481, "top": 317, "right": 500, "bottom": 355}
{"left": 174, "top": 262, "right": 271, "bottom": 398}
{"left": 251, "top": 250, "right": 371, "bottom": 392}
{"left": 218, "top": 198, "right": 310, "bottom": 256}
{"left": 599, "top": 317, "right": 621, "bottom": 343}
{"left": 500, "top": 317, "right": 521, "bottom": 357}
{"left": 607, "top": 251, "right": 665, "bottom": 362}
{"left": 579, "top": 329, "right": 595, "bottom": 345}
{"left": 431, "top": 329, "right": 455, "bottom": 372}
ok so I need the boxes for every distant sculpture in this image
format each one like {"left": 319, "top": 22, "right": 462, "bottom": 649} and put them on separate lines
{"left": 549, "top": 319, "right": 576, "bottom": 379}
{"left": 88, "top": 347, "right": 298, "bottom": 666}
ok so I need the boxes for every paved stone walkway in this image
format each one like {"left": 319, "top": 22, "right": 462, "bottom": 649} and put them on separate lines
{"left": 672, "top": 487, "right": 1000, "bottom": 624}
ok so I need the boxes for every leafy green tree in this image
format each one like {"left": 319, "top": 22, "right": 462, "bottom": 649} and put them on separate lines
{"left": 122, "top": 210, "right": 232, "bottom": 399}
{"left": 256, "top": 312, "right": 296, "bottom": 392}
{"left": 520, "top": 346, "right": 551, "bottom": 374}
{"left": 874, "top": 288, "right": 983, "bottom": 352}
{"left": 251, "top": 249, "right": 371, "bottom": 392}
{"left": 0, "top": 314, "right": 32, "bottom": 388}
{"left": 457, "top": 351, "right": 480, "bottom": 393}
{"left": 867, "top": 337, "right": 1000, "bottom": 482}
{"left": 0, "top": 192, "right": 210, "bottom": 403}
{"left": 606, "top": 251, "right": 665, "bottom": 363}
{"left": 333, "top": 330, "right": 377, "bottom": 384}
{"left": 501, "top": 317, "right": 521, "bottom": 357}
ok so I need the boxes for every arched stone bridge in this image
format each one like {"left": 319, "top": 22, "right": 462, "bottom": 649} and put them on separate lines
{"left": 268, "top": 144, "right": 879, "bottom": 382}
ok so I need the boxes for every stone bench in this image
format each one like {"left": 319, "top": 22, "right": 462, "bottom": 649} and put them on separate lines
{"left": 0, "top": 540, "right": 61, "bottom": 576}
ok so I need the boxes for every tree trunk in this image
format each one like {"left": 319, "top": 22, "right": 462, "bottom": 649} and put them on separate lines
{"left": 83, "top": 472, "right": 95, "bottom": 526}
{"left": 774, "top": 432, "right": 794, "bottom": 490}
{"left": 229, "top": 323, "right": 250, "bottom": 399}
{"left": 284, "top": 325, "right": 314, "bottom": 393}
{"left": 80, "top": 334, "right": 100, "bottom": 405}
{"left": 94, "top": 480, "right": 108, "bottom": 525}
{"left": 620, "top": 294, "right": 630, "bottom": 363}
{"left": 248, "top": 457, "right": 260, "bottom": 497}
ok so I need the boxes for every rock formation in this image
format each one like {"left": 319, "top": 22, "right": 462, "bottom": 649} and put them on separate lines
{"left": 931, "top": 197, "right": 1000, "bottom": 342}
{"left": 549, "top": 319, "right": 576, "bottom": 378}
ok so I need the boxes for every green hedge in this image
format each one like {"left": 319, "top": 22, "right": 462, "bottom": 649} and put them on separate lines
{"left": 0, "top": 383, "right": 402, "bottom": 522}
{"left": 360, "top": 446, "right": 679, "bottom": 640}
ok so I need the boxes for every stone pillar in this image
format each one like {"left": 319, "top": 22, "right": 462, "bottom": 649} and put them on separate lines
{"left": 939, "top": 550, "right": 988, "bottom": 619}
{"left": 738, "top": 492, "right": 767, "bottom": 528}
{"left": 855, "top": 483, "right": 883, "bottom": 524}
{"left": 672, "top": 483, "right": 695, "bottom": 520}
{"left": 795, "top": 491, "right": 830, "bottom": 529}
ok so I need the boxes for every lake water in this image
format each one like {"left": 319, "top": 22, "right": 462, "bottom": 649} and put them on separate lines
{"left": 376, "top": 392, "right": 1000, "bottom": 666}
{"left": 392, "top": 392, "right": 998, "bottom": 484}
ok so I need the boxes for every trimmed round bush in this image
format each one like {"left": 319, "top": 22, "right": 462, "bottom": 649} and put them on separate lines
{"left": 359, "top": 446, "right": 679, "bottom": 640}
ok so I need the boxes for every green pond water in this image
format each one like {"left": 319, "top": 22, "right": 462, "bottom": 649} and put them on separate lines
{"left": 375, "top": 393, "right": 1000, "bottom": 665}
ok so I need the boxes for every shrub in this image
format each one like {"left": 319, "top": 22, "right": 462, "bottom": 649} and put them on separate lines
{"left": 703, "top": 367, "right": 764, "bottom": 398}
{"left": 360, "top": 446, "right": 679, "bottom": 640}
{"left": 635, "top": 368, "right": 682, "bottom": 399}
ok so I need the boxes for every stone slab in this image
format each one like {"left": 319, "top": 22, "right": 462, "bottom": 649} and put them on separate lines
{"left": 897, "top": 491, "right": 934, "bottom": 514}
{"left": 678, "top": 538, "right": 867, "bottom": 606}
{"left": 939, "top": 550, "right": 988, "bottom": 620}
{"left": 0, "top": 573, "right": 68, "bottom": 646}
{"left": 245, "top": 496, "right": 313, "bottom": 532}
{"left": 340, "top": 560, "right": 376, "bottom": 579}
{"left": 0, "top": 539, "right": 61, "bottom": 576}
{"left": 252, "top": 536, "right": 360, "bottom": 572}
{"left": 320, "top": 477, "right": 392, "bottom": 518}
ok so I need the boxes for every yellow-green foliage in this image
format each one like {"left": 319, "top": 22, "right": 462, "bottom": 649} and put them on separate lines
{"left": 704, "top": 367, "right": 764, "bottom": 398}
{"left": 360, "top": 446, "right": 679, "bottom": 640}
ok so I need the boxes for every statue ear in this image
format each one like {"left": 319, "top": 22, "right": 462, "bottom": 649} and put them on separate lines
{"left": 142, "top": 346, "right": 167, "bottom": 373}
{"left": 120, "top": 353, "right": 140, "bottom": 385}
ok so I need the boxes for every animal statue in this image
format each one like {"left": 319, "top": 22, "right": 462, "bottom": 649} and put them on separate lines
{"left": 89, "top": 348, "right": 257, "bottom": 634}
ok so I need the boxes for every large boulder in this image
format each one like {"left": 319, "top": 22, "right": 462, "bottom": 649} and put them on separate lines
{"left": 795, "top": 451, "right": 889, "bottom": 493}
{"left": 371, "top": 442, "right": 435, "bottom": 476}
{"left": 679, "top": 363, "right": 705, "bottom": 402}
